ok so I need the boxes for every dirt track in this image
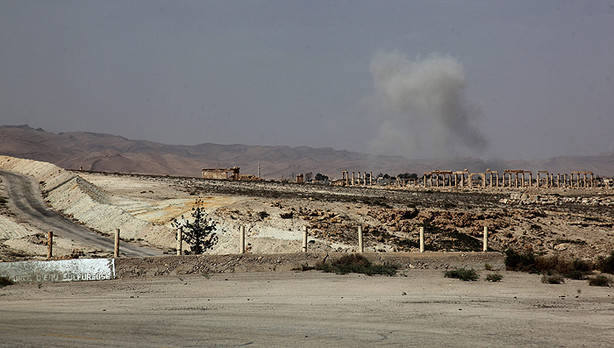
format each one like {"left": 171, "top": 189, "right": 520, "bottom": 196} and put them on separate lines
{"left": 1, "top": 271, "right": 612, "bottom": 347}
{"left": 0, "top": 170, "right": 160, "bottom": 257}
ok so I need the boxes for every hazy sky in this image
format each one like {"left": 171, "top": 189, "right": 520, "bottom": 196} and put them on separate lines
{"left": 1, "top": 1, "right": 613, "bottom": 160}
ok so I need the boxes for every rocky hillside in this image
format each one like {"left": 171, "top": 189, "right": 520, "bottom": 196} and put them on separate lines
{"left": 1, "top": 125, "right": 613, "bottom": 178}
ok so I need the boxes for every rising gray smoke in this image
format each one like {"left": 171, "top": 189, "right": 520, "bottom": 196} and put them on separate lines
{"left": 369, "top": 51, "right": 487, "bottom": 158}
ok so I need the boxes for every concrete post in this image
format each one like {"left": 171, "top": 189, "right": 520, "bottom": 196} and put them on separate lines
{"left": 302, "top": 226, "right": 308, "bottom": 253}
{"left": 240, "top": 225, "right": 246, "bottom": 254}
{"left": 176, "top": 229, "right": 182, "bottom": 256}
{"left": 47, "top": 231, "right": 53, "bottom": 259}
{"left": 114, "top": 229, "right": 120, "bottom": 258}
{"left": 357, "top": 226, "right": 364, "bottom": 253}
{"left": 419, "top": 227, "right": 424, "bottom": 253}
{"left": 483, "top": 226, "right": 488, "bottom": 252}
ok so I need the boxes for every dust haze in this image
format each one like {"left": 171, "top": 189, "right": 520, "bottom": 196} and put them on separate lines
{"left": 369, "top": 52, "right": 488, "bottom": 159}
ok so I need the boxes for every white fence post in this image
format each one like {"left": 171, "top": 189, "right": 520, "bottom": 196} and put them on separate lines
{"left": 240, "top": 226, "right": 246, "bottom": 254}
{"left": 302, "top": 226, "right": 308, "bottom": 253}
{"left": 47, "top": 232, "right": 53, "bottom": 259}
{"left": 176, "top": 229, "right": 182, "bottom": 256}
{"left": 114, "top": 229, "right": 120, "bottom": 258}
{"left": 358, "top": 226, "right": 364, "bottom": 253}
{"left": 419, "top": 227, "right": 424, "bottom": 253}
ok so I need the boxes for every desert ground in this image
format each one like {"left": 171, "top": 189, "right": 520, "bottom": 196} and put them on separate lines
{"left": 1, "top": 271, "right": 613, "bottom": 347}
{"left": 1, "top": 156, "right": 613, "bottom": 347}
{"left": 1, "top": 155, "right": 613, "bottom": 262}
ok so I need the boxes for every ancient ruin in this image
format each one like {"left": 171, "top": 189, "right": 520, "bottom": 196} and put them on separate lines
{"left": 202, "top": 167, "right": 240, "bottom": 180}
{"left": 414, "top": 169, "right": 599, "bottom": 190}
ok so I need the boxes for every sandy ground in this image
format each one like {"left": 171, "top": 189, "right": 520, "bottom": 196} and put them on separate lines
{"left": 0, "top": 270, "right": 612, "bottom": 347}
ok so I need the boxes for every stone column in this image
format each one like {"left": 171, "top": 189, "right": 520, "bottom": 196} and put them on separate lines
{"left": 370, "top": 172, "right": 373, "bottom": 185}
{"left": 550, "top": 174, "right": 554, "bottom": 187}
{"left": 529, "top": 173, "right": 533, "bottom": 187}
{"left": 521, "top": 173, "right": 525, "bottom": 187}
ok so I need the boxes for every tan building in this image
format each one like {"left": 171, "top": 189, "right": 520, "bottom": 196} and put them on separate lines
{"left": 201, "top": 167, "right": 240, "bottom": 180}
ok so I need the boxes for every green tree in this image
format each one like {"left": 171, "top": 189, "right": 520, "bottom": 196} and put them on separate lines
{"left": 171, "top": 199, "right": 218, "bottom": 254}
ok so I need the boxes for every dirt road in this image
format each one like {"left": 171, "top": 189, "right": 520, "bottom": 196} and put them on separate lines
{"left": 0, "top": 170, "right": 161, "bottom": 257}
{"left": 0, "top": 271, "right": 612, "bottom": 347}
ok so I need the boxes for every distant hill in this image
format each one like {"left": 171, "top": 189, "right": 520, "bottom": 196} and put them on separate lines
{"left": 1, "top": 125, "right": 613, "bottom": 178}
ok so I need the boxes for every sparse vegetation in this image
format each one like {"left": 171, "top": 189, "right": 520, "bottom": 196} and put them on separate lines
{"left": 541, "top": 273, "right": 565, "bottom": 284}
{"left": 0, "top": 276, "right": 14, "bottom": 288}
{"left": 444, "top": 268, "right": 479, "bottom": 281}
{"left": 588, "top": 275, "right": 611, "bottom": 287}
{"left": 171, "top": 199, "right": 218, "bottom": 254}
{"left": 294, "top": 254, "right": 398, "bottom": 276}
{"left": 484, "top": 263, "right": 493, "bottom": 271}
{"left": 505, "top": 249, "right": 593, "bottom": 280}
{"left": 486, "top": 273, "right": 503, "bottom": 282}
{"left": 597, "top": 251, "right": 614, "bottom": 274}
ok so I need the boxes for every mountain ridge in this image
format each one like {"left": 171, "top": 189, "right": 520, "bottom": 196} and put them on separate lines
{"left": 1, "top": 125, "right": 612, "bottom": 178}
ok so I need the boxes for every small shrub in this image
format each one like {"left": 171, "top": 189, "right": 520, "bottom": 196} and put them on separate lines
{"left": 505, "top": 249, "right": 537, "bottom": 272}
{"left": 444, "top": 268, "right": 479, "bottom": 281}
{"left": 564, "top": 270, "right": 587, "bottom": 280}
{"left": 171, "top": 199, "right": 218, "bottom": 254}
{"left": 484, "top": 263, "right": 493, "bottom": 271}
{"left": 541, "top": 273, "right": 565, "bottom": 284}
{"left": 486, "top": 273, "right": 503, "bottom": 282}
{"left": 506, "top": 249, "right": 594, "bottom": 279}
{"left": 588, "top": 275, "right": 611, "bottom": 287}
{"left": 310, "top": 254, "right": 398, "bottom": 276}
{"left": 279, "top": 212, "right": 293, "bottom": 219}
{"left": 598, "top": 252, "right": 614, "bottom": 274}
{"left": 0, "top": 276, "right": 14, "bottom": 288}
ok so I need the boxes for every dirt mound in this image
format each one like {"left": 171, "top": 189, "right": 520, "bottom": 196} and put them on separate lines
{"left": 0, "top": 156, "right": 174, "bottom": 249}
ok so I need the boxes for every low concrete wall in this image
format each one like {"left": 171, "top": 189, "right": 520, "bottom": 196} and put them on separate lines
{"left": 0, "top": 258, "right": 115, "bottom": 283}
{"left": 116, "top": 252, "right": 505, "bottom": 278}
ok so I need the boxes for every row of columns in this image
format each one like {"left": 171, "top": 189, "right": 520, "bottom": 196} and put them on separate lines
{"left": 342, "top": 170, "right": 374, "bottom": 186}
{"left": 423, "top": 170, "right": 596, "bottom": 189}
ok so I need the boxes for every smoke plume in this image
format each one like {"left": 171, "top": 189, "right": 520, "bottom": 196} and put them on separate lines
{"left": 369, "top": 52, "right": 487, "bottom": 158}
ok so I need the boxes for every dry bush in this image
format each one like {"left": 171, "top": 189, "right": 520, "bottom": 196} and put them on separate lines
{"left": 486, "top": 273, "right": 503, "bottom": 282}
{"left": 295, "top": 254, "right": 398, "bottom": 276}
{"left": 0, "top": 276, "right": 14, "bottom": 288}
{"left": 444, "top": 268, "right": 479, "bottom": 281}
{"left": 541, "top": 273, "right": 565, "bottom": 284}
{"left": 588, "top": 275, "right": 611, "bottom": 287}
